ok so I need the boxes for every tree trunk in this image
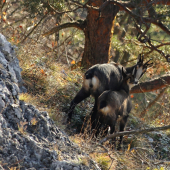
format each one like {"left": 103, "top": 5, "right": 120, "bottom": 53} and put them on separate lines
{"left": 81, "top": 0, "right": 119, "bottom": 68}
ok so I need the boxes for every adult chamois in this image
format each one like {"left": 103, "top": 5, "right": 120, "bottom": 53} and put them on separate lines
{"left": 95, "top": 68, "right": 134, "bottom": 149}
{"left": 67, "top": 54, "right": 152, "bottom": 124}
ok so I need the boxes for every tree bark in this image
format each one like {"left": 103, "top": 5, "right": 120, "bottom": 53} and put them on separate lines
{"left": 130, "top": 74, "right": 170, "bottom": 94}
{"left": 81, "top": 0, "right": 119, "bottom": 68}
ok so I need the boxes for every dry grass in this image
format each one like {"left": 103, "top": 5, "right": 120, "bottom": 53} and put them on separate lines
{"left": 16, "top": 42, "right": 170, "bottom": 169}
{"left": 0, "top": 21, "right": 166, "bottom": 170}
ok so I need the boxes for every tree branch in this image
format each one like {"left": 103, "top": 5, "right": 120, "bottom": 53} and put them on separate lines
{"left": 150, "top": 42, "right": 170, "bottom": 49}
{"left": 116, "top": 1, "right": 170, "bottom": 36}
{"left": 148, "top": 0, "right": 170, "bottom": 5}
{"left": 21, "top": 14, "right": 47, "bottom": 43}
{"left": 100, "top": 124, "right": 170, "bottom": 144}
{"left": 42, "top": 21, "right": 86, "bottom": 36}
{"left": 147, "top": 39, "right": 170, "bottom": 61}
{"left": 140, "top": 87, "right": 168, "bottom": 117}
{"left": 144, "top": 18, "right": 170, "bottom": 36}
{"left": 130, "top": 74, "right": 170, "bottom": 94}
{"left": 95, "top": 1, "right": 170, "bottom": 35}
{"left": 43, "top": 1, "right": 84, "bottom": 15}
{"left": 134, "top": 22, "right": 170, "bottom": 61}
{"left": 69, "top": 0, "right": 88, "bottom": 8}
{"left": 115, "top": 0, "right": 170, "bottom": 9}
{"left": 86, "top": 0, "right": 170, "bottom": 12}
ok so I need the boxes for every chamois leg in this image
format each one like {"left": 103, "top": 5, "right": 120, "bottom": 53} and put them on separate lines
{"left": 118, "top": 115, "right": 129, "bottom": 149}
{"left": 110, "top": 121, "right": 117, "bottom": 148}
{"left": 90, "top": 97, "right": 98, "bottom": 130}
{"left": 67, "top": 87, "right": 90, "bottom": 123}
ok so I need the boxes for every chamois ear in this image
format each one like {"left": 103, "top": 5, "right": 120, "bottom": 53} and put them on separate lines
{"left": 122, "top": 67, "right": 127, "bottom": 78}
{"left": 137, "top": 54, "right": 144, "bottom": 65}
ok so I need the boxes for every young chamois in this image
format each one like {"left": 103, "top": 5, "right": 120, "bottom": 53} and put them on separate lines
{"left": 95, "top": 68, "right": 134, "bottom": 149}
{"left": 67, "top": 54, "right": 152, "bottom": 124}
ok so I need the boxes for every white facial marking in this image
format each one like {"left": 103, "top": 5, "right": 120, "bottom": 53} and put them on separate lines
{"left": 127, "top": 79, "right": 135, "bottom": 90}
{"left": 132, "top": 68, "right": 135, "bottom": 75}
{"left": 128, "top": 83, "right": 135, "bottom": 90}
{"left": 135, "top": 67, "right": 143, "bottom": 80}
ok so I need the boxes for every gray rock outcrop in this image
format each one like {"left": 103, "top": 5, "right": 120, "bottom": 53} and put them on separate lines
{"left": 0, "top": 34, "right": 91, "bottom": 170}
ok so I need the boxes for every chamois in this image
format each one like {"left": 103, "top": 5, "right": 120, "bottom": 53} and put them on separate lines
{"left": 67, "top": 54, "right": 152, "bottom": 123}
{"left": 95, "top": 68, "right": 134, "bottom": 149}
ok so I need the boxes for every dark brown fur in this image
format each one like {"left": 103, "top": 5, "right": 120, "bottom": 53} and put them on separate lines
{"left": 67, "top": 54, "right": 152, "bottom": 124}
{"left": 96, "top": 69, "right": 133, "bottom": 149}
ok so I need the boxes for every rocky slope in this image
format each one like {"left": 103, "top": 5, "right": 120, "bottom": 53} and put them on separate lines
{"left": 0, "top": 34, "right": 93, "bottom": 170}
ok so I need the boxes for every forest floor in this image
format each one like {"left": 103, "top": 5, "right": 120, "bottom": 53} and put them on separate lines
{"left": 16, "top": 39, "right": 170, "bottom": 170}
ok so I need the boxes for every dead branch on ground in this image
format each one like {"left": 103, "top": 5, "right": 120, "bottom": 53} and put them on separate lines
{"left": 100, "top": 124, "right": 170, "bottom": 144}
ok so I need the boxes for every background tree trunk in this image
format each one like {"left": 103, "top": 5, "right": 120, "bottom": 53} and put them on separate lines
{"left": 81, "top": 0, "right": 119, "bottom": 68}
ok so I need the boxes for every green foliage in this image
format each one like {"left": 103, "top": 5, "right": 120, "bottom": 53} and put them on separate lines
{"left": 97, "top": 155, "right": 110, "bottom": 170}
{"left": 22, "top": 0, "right": 65, "bottom": 15}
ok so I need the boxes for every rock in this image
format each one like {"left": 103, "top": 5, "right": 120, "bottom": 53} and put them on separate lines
{"left": 0, "top": 33, "right": 90, "bottom": 169}
{"left": 0, "top": 34, "right": 24, "bottom": 92}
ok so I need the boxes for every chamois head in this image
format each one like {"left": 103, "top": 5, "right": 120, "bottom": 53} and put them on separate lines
{"left": 122, "top": 68, "right": 136, "bottom": 91}
{"left": 131, "top": 54, "right": 153, "bottom": 84}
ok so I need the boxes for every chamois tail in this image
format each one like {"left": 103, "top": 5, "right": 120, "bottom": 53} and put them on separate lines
{"left": 100, "top": 100, "right": 107, "bottom": 109}
{"left": 85, "top": 72, "right": 93, "bottom": 79}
